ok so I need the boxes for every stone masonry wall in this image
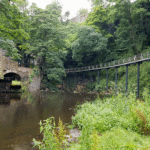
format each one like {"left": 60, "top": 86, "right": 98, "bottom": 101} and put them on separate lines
{"left": 0, "top": 49, "right": 4, "bottom": 79}
{"left": 70, "top": 14, "right": 88, "bottom": 23}
{"left": 3, "top": 57, "right": 18, "bottom": 71}
{"left": 0, "top": 48, "right": 41, "bottom": 91}
{"left": 28, "top": 75, "right": 41, "bottom": 91}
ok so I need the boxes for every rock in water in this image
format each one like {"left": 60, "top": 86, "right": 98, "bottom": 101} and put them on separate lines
{"left": 69, "top": 128, "right": 80, "bottom": 138}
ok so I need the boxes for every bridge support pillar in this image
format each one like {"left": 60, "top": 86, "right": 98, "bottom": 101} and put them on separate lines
{"left": 115, "top": 67, "right": 118, "bottom": 94}
{"left": 62, "top": 78, "right": 63, "bottom": 90}
{"left": 76, "top": 72, "right": 78, "bottom": 91}
{"left": 98, "top": 70, "right": 99, "bottom": 85}
{"left": 106, "top": 69, "right": 108, "bottom": 93}
{"left": 83, "top": 72, "right": 85, "bottom": 93}
{"left": 126, "top": 65, "right": 128, "bottom": 94}
{"left": 137, "top": 63, "right": 140, "bottom": 99}
{"left": 90, "top": 71, "right": 92, "bottom": 92}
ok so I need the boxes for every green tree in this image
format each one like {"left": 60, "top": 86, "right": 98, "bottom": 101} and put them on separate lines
{"left": 84, "top": 5, "right": 117, "bottom": 61}
{"left": 72, "top": 26, "right": 108, "bottom": 66}
{"left": 108, "top": 0, "right": 150, "bottom": 56}
{"left": 88, "top": 0, "right": 110, "bottom": 7}
{"left": 77, "top": 8, "right": 88, "bottom": 15}
{"left": 0, "top": 0, "right": 30, "bottom": 59}
{"left": 63, "top": 22, "right": 80, "bottom": 68}
{"left": 26, "top": 1, "right": 66, "bottom": 90}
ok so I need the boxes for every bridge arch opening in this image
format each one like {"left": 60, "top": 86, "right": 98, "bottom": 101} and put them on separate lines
{"left": 4, "top": 72, "right": 21, "bottom": 81}
{"left": 4, "top": 72, "right": 21, "bottom": 91}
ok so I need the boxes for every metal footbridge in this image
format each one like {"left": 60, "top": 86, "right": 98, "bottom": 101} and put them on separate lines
{"left": 64, "top": 51, "right": 150, "bottom": 98}
{"left": 65, "top": 51, "right": 150, "bottom": 73}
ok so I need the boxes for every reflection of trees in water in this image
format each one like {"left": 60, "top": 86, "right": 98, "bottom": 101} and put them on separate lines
{"left": 38, "top": 92, "right": 64, "bottom": 111}
{"left": 40, "top": 92, "right": 62, "bottom": 102}
{"left": 36, "top": 92, "right": 43, "bottom": 120}
{"left": 33, "top": 92, "right": 95, "bottom": 125}
{"left": 0, "top": 93, "right": 21, "bottom": 105}
{"left": 13, "top": 104, "right": 29, "bottom": 126}
{"left": 59, "top": 93, "right": 96, "bottom": 125}
{"left": 20, "top": 92, "right": 95, "bottom": 126}
{"left": 33, "top": 92, "right": 65, "bottom": 125}
{"left": 23, "top": 92, "right": 44, "bottom": 120}
{"left": 28, "top": 93, "right": 36, "bottom": 106}
{"left": 58, "top": 93, "right": 78, "bottom": 124}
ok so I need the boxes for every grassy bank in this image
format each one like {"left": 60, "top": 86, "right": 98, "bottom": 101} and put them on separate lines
{"left": 33, "top": 90, "right": 150, "bottom": 149}
{"left": 70, "top": 90, "right": 150, "bottom": 149}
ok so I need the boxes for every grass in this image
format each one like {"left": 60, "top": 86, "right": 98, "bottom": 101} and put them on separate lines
{"left": 33, "top": 117, "right": 70, "bottom": 150}
{"left": 32, "top": 90, "right": 150, "bottom": 150}
{"left": 11, "top": 80, "right": 21, "bottom": 86}
{"left": 70, "top": 90, "right": 150, "bottom": 149}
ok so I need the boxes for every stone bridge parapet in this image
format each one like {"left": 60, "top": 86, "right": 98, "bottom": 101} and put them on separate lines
{"left": 0, "top": 48, "right": 32, "bottom": 80}
{"left": 0, "top": 48, "right": 41, "bottom": 91}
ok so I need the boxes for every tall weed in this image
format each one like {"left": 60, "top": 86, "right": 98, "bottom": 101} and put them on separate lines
{"left": 32, "top": 117, "right": 68, "bottom": 150}
{"left": 71, "top": 92, "right": 150, "bottom": 149}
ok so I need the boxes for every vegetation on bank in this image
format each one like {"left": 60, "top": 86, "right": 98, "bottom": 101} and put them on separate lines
{"left": 71, "top": 91, "right": 150, "bottom": 149}
{"left": 1, "top": 0, "right": 150, "bottom": 91}
{"left": 11, "top": 80, "right": 21, "bottom": 86}
{"left": 32, "top": 89, "right": 150, "bottom": 149}
{"left": 62, "top": 60, "right": 150, "bottom": 97}
{"left": 1, "top": 0, "right": 150, "bottom": 149}
{"left": 92, "top": 61, "right": 150, "bottom": 95}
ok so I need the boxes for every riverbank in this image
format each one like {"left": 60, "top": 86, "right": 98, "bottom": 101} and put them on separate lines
{"left": 0, "top": 91, "right": 97, "bottom": 150}
{"left": 33, "top": 90, "right": 150, "bottom": 149}
{"left": 70, "top": 92, "right": 150, "bottom": 149}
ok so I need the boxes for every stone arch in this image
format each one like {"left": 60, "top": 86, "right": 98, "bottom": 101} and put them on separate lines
{"left": 3, "top": 70, "right": 22, "bottom": 80}
{"left": 3, "top": 72, "right": 22, "bottom": 91}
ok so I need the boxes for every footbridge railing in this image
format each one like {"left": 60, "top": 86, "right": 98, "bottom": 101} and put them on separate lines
{"left": 64, "top": 51, "right": 150, "bottom": 98}
{"left": 65, "top": 51, "right": 150, "bottom": 73}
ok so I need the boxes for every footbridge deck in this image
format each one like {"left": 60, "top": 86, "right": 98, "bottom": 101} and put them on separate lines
{"left": 65, "top": 51, "right": 150, "bottom": 73}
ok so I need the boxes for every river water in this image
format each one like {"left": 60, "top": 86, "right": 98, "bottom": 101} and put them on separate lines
{"left": 0, "top": 91, "right": 96, "bottom": 150}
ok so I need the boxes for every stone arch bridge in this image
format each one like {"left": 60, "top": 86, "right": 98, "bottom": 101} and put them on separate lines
{"left": 0, "top": 48, "right": 40, "bottom": 92}
{"left": 0, "top": 50, "right": 32, "bottom": 80}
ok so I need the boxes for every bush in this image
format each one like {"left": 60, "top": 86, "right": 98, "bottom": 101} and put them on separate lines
{"left": 70, "top": 91, "right": 150, "bottom": 149}
{"left": 70, "top": 127, "right": 150, "bottom": 150}
{"left": 32, "top": 117, "right": 68, "bottom": 150}
{"left": 33, "top": 91, "right": 150, "bottom": 150}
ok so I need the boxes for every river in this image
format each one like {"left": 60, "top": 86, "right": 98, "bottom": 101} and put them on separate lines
{"left": 0, "top": 91, "right": 96, "bottom": 150}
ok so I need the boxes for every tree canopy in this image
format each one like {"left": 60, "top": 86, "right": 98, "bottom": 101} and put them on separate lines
{"left": 1, "top": 0, "right": 150, "bottom": 90}
{"left": 72, "top": 26, "right": 108, "bottom": 66}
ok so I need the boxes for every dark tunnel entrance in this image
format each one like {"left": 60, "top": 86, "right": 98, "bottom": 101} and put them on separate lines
{"left": 4, "top": 73, "right": 21, "bottom": 81}
{"left": 4, "top": 73, "right": 21, "bottom": 91}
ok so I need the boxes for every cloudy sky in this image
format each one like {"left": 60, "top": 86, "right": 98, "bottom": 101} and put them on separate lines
{"left": 28, "top": 0, "right": 92, "bottom": 19}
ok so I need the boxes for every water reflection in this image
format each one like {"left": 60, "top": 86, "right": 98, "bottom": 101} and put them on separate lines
{"left": 0, "top": 93, "right": 21, "bottom": 106}
{"left": 0, "top": 91, "right": 96, "bottom": 150}
{"left": 13, "top": 104, "right": 29, "bottom": 126}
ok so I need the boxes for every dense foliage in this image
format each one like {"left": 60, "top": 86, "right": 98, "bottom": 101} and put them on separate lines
{"left": 1, "top": 0, "right": 150, "bottom": 91}
{"left": 0, "top": 0, "right": 67, "bottom": 90}
{"left": 72, "top": 26, "right": 108, "bottom": 66}
{"left": 3, "top": 0, "right": 149, "bottom": 149}
{"left": 32, "top": 91, "right": 150, "bottom": 149}
{"left": 70, "top": 91, "right": 150, "bottom": 149}
{"left": 0, "top": 0, "right": 30, "bottom": 59}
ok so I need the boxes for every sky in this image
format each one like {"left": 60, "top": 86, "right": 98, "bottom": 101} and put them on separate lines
{"left": 28, "top": 0, "right": 92, "bottom": 19}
